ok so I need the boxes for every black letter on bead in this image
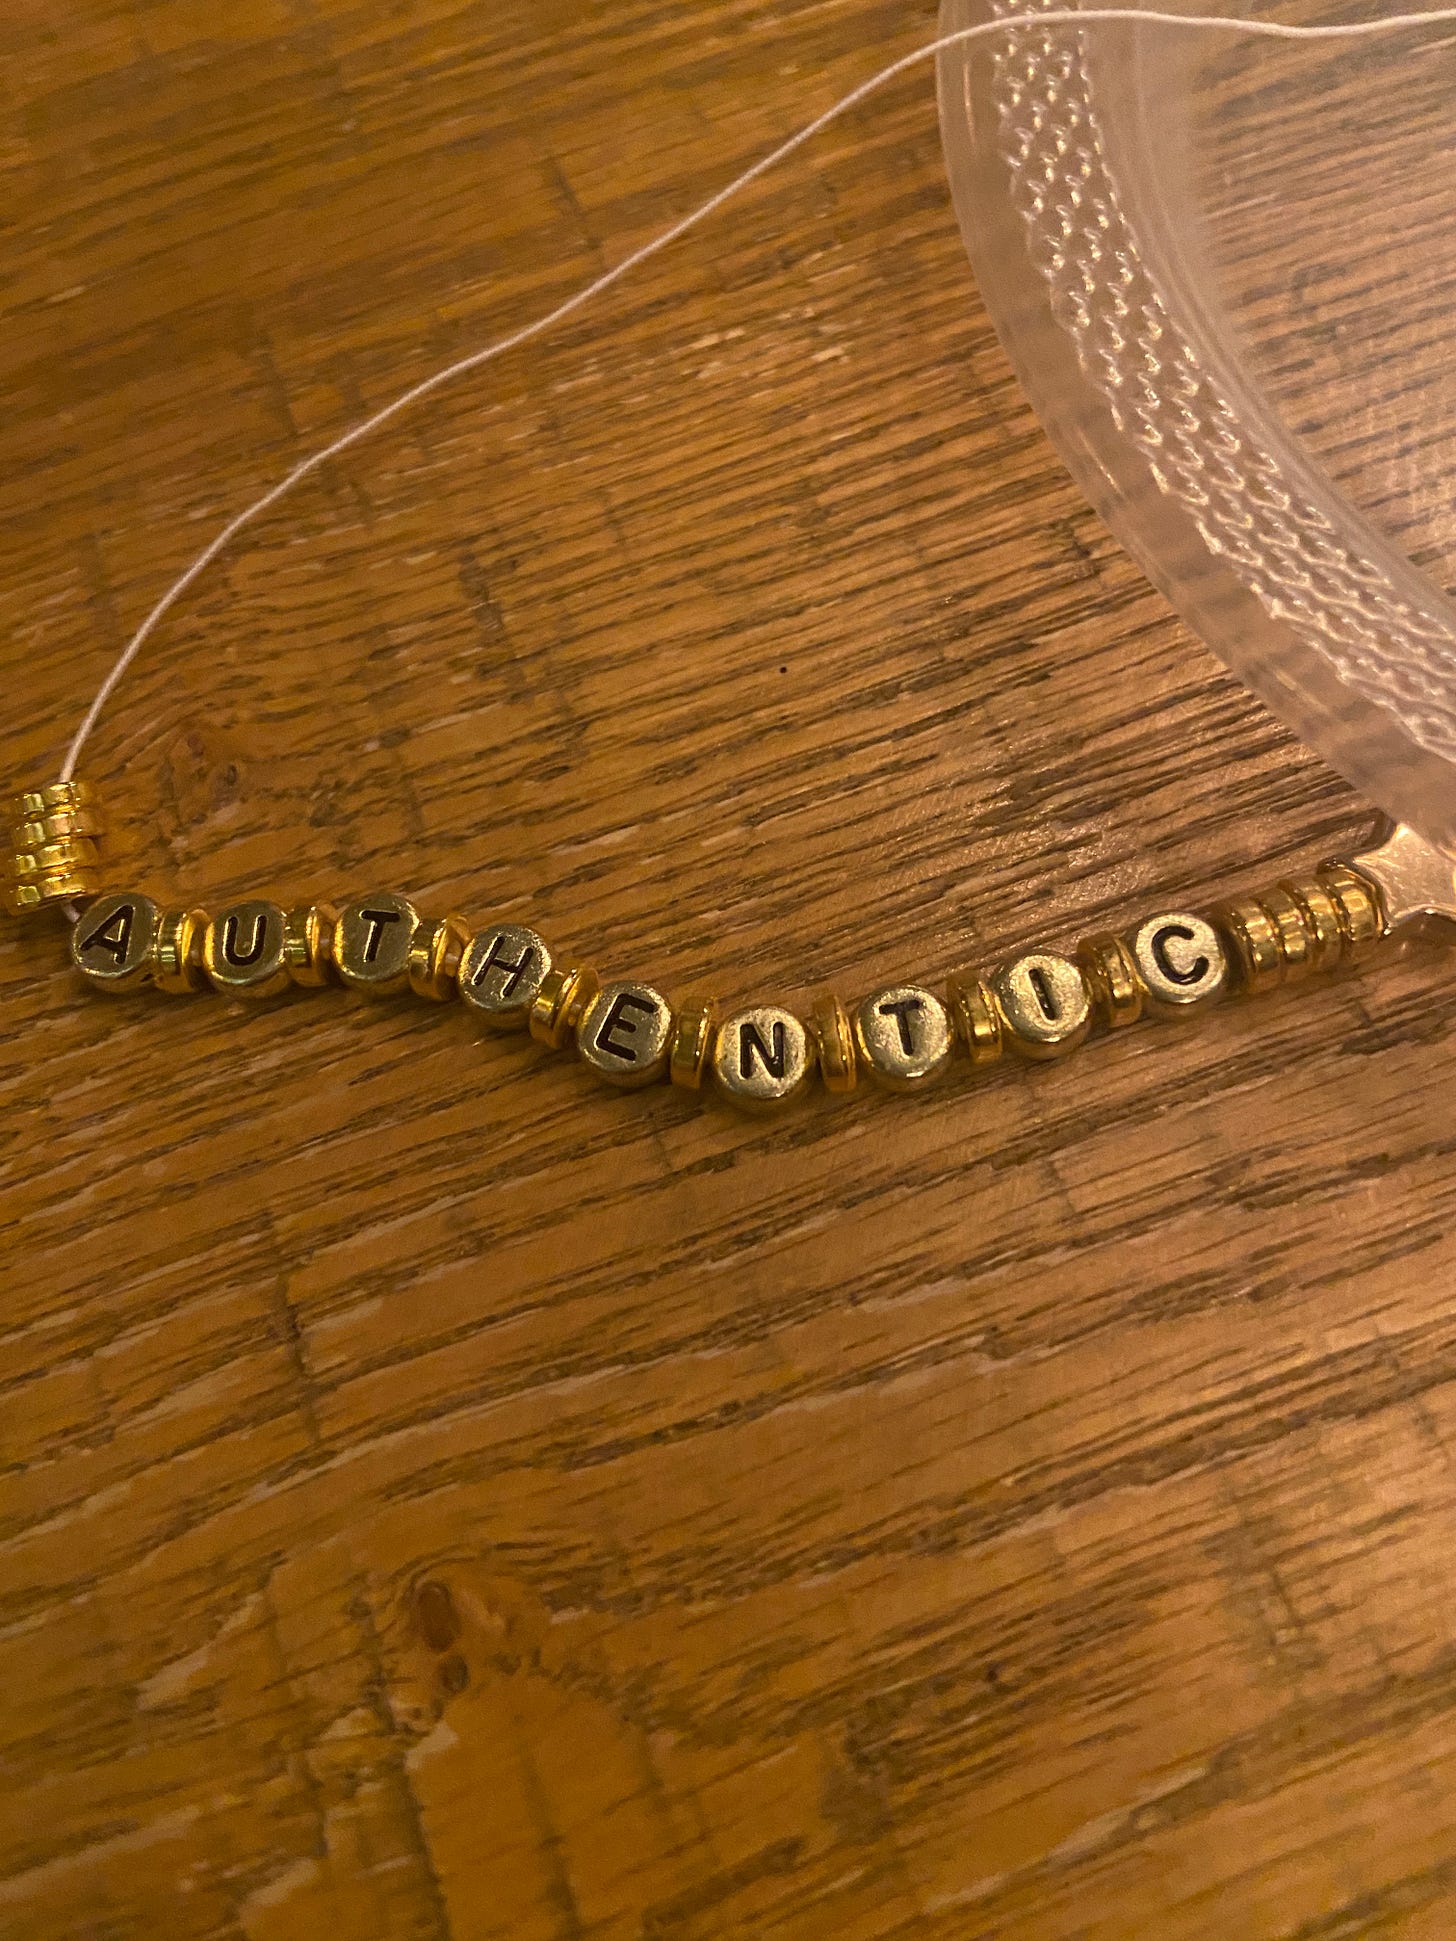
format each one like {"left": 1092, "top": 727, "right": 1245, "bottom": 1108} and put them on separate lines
{"left": 471, "top": 933, "right": 537, "bottom": 997}
{"left": 876, "top": 995, "right": 924, "bottom": 1056}
{"left": 1151, "top": 922, "right": 1209, "bottom": 988}
{"left": 739, "top": 1019, "right": 787, "bottom": 1081}
{"left": 1028, "top": 966, "right": 1059, "bottom": 1020}
{"left": 78, "top": 903, "right": 134, "bottom": 966}
{"left": 359, "top": 907, "right": 402, "bottom": 964}
{"left": 222, "top": 911, "right": 269, "bottom": 967}
{"left": 595, "top": 991, "right": 658, "bottom": 1065}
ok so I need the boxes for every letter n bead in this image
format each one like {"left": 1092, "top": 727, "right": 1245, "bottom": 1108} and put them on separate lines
{"left": 712, "top": 1006, "right": 816, "bottom": 1112}
{"left": 72, "top": 892, "right": 160, "bottom": 991}
{"left": 577, "top": 982, "right": 675, "bottom": 1088}
{"left": 334, "top": 893, "right": 420, "bottom": 995}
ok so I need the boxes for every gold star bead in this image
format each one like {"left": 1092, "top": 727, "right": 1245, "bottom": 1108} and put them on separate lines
{"left": 1345, "top": 825, "right": 1456, "bottom": 933}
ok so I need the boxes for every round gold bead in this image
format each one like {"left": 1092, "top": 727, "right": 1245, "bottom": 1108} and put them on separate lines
{"left": 990, "top": 952, "right": 1092, "bottom": 1060}
{"left": 459, "top": 923, "right": 553, "bottom": 1030}
{"left": 577, "top": 982, "right": 675, "bottom": 1088}
{"left": 14, "top": 810, "right": 104, "bottom": 846}
{"left": 529, "top": 965, "right": 600, "bottom": 1049}
{"left": 1124, "top": 912, "right": 1228, "bottom": 1019}
{"left": 14, "top": 783, "right": 96, "bottom": 819}
{"left": 282, "top": 904, "right": 338, "bottom": 988}
{"left": 1257, "top": 885, "right": 1317, "bottom": 981}
{"left": 1075, "top": 933, "right": 1144, "bottom": 1029}
{"left": 71, "top": 892, "right": 160, "bottom": 991}
{"left": 810, "top": 993, "right": 858, "bottom": 1095}
{"left": 1279, "top": 876, "right": 1345, "bottom": 970}
{"left": 669, "top": 999, "right": 718, "bottom": 1090}
{"left": 152, "top": 907, "right": 210, "bottom": 994}
{"left": 711, "top": 1006, "right": 816, "bottom": 1112}
{"left": 5, "top": 870, "right": 97, "bottom": 916}
{"left": 10, "top": 837, "right": 101, "bottom": 879}
{"left": 1211, "top": 898, "right": 1284, "bottom": 992}
{"left": 407, "top": 913, "right": 470, "bottom": 1002}
{"left": 1317, "top": 864, "right": 1386, "bottom": 954}
{"left": 334, "top": 893, "right": 420, "bottom": 995}
{"left": 946, "top": 972, "right": 1004, "bottom": 1065}
{"left": 204, "top": 900, "right": 291, "bottom": 997}
{"left": 854, "top": 985, "right": 953, "bottom": 1091}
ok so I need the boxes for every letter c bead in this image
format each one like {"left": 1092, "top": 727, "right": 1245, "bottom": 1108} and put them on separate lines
{"left": 577, "top": 982, "right": 674, "bottom": 1088}
{"left": 712, "top": 1006, "right": 815, "bottom": 1111}
{"left": 71, "top": 891, "right": 160, "bottom": 991}
{"left": 991, "top": 952, "right": 1091, "bottom": 1060}
{"left": 204, "top": 900, "right": 290, "bottom": 997}
{"left": 1126, "top": 912, "right": 1227, "bottom": 1018}
{"left": 334, "top": 893, "right": 420, "bottom": 994}
{"left": 854, "top": 985, "right": 953, "bottom": 1090}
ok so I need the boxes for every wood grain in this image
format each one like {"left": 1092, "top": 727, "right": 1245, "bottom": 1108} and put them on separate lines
{"left": 4, "top": 3, "right": 1456, "bottom": 1937}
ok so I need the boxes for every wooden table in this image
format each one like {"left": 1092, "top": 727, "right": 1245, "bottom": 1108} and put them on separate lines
{"left": 5, "top": 3, "right": 1456, "bottom": 1935}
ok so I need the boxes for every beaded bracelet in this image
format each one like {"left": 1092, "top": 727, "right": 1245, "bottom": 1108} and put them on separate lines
{"left": 7, "top": 785, "right": 1454, "bottom": 1112}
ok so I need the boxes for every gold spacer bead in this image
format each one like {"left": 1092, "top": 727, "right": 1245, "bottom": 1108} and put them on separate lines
{"left": 669, "top": 999, "right": 719, "bottom": 1091}
{"left": 6, "top": 875, "right": 96, "bottom": 916}
{"left": 945, "top": 972, "right": 1004, "bottom": 1065}
{"left": 810, "top": 993, "right": 858, "bottom": 1094}
{"left": 13, "top": 809, "right": 105, "bottom": 846}
{"left": 407, "top": 913, "right": 471, "bottom": 1002}
{"left": 152, "top": 908, "right": 210, "bottom": 994}
{"left": 282, "top": 903, "right": 338, "bottom": 988}
{"left": 1279, "top": 876, "right": 1345, "bottom": 971}
{"left": 1257, "top": 884, "right": 1317, "bottom": 982}
{"left": 1210, "top": 897, "right": 1284, "bottom": 993}
{"left": 11, "top": 782, "right": 97, "bottom": 821}
{"left": 1316, "top": 864, "right": 1386, "bottom": 954}
{"left": 9, "top": 837, "right": 101, "bottom": 880}
{"left": 529, "top": 964, "right": 600, "bottom": 1049}
{"left": 1075, "top": 933, "right": 1144, "bottom": 1029}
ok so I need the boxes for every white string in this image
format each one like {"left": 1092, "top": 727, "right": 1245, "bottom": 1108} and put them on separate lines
{"left": 59, "top": 4, "right": 1456, "bottom": 782}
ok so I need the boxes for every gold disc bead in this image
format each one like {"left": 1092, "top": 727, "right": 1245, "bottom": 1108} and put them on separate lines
{"left": 1278, "top": 876, "right": 1345, "bottom": 971}
{"left": 712, "top": 1006, "right": 816, "bottom": 1112}
{"left": 669, "top": 999, "right": 719, "bottom": 1090}
{"left": 408, "top": 913, "right": 471, "bottom": 1002}
{"left": 334, "top": 893, "right": 420, "bottom": 995}
{"left": 946, "top": 972, "right": 1004, "bottom": 1066}
{"left": 529, "top": 964, "right": 600, "bottom": 1049}
{"left": 810, "top": 993, "right": 858, "bottom": 1095}
{"left": 1210, "top": 897, "right": 1284, "bottom": 993}
{"left": 577, "top": 982, "right": 675, "bottom": 1088}
{"left": 15, "top": 810, "right": 105, "bottom": 846}
{"left": 71, "top": 892, "right": 160, "bottom": 991}
{"left": 990, "top": 952, "right": 1092, "bottom": 1060}
{"left": 458, "top": 923, "right": 553, "bottom": 1030}
{"left": 854, "top": 984, "right": 954, "bottom": 1091}
{"left": 204, "top": 900, "right": 291, "bottom": 998}
{"left": 1124, "top": 912, "right": 1228, "bottom": 1019}
{"left": 1317, "top": 863, "right": 1386, "bottom": 955}
{"left": 1256, "top": 884, "right": 1317, "bottom": 982}
{"left": 152, "top": 907, "right": 210, "bottom": 994}
{"left": 1075, "top": 933, "right": 1144, "bottom": 1030}
{"left": 13, "top": 782, "right": 97, "bottom": 818}
{"left": 282, "top": 903, "right": 338, "bottom": 988}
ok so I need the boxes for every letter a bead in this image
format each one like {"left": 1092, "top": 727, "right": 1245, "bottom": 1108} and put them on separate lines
{"left": 71, "top": 892, "right": 160, "bottom": 991}
{"left": 712, "top": 1006, "right": 815, "bottom": 1111}
{"left": 334, "top": 893, "right": 420, "bottom": 994}
{"left": 204, "top": 901, "right": 291, "bottom": 997}
{"left": 577, "top": 982, "right": 674, "bottom": 1088}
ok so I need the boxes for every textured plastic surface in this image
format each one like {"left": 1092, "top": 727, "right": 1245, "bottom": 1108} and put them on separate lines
{"left": 936, "top": 0, "right": 1456, "bottom": 848}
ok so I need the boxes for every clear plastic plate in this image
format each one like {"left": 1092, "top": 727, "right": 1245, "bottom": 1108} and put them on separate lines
{"left": 937, "top": 0, "right": 1456, "bottom": 849}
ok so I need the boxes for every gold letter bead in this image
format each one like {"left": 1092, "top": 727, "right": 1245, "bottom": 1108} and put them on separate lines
{"left": 334, "top": 893, "right": 420, "bottom": 994}
{"left": 282, "top": 904, "right": 338, "bottom": 987}
{"left": 712, "top": 1006, "right": 816, "bottom": 1111}
{"left": 854, "top": 985, "right": 953, "bottom": 1090}
{"left": 71, "top": 892, "right": 160, "bottom": 991}
{"left": 408, "top": 913, "right": 470, "bottom": 1002}
{"left": 577, "top": 982, "right": 675, "bottom": 1088}
{"left": 152, "top": 907, "right": 210, "bottom": 994}
{"left": 810, "top": 993, "right": 858, "bottom": 1094}
{"left": 669, "top": 999, "right": 718, "bottom": 1090}
{"left": 204, "top": 900, "right": 291, "bottom": 997}
{"left": 991, "top": 952, "right": 1092, "bottom": 1060}
{"left": 529, "top": 964, "right": 600, "bottom": 1049}
{"left": 1075, "top": 933, "right": 1144, "bottom": 1029}
{"left": 1125, "top": 912, "right": 1228, "bottom": 1019}
{"left": 459, "top": 923, "right": 553, "bottom": 1029}
{"left": 946, "top": 972, "right": 1004, "bottom": 1065}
